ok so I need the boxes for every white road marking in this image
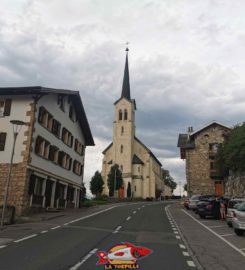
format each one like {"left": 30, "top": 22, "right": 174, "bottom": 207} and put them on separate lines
{"left": 179, "top": 244, "right": 186, "bottom": 249}
{"left": 68, "top": 206, "right": 116, "bottom": 224}
{"left": 14, "top": 234, "right": 37, "bottom": 243}
{"left": 220, "top": 233, "right": 234, "bottom": 237}
{"left": 187, "top": 260, "right": 196, "bottom": 267}
{"left": 138, "top": 208, "right": 141, "bottom": 210}
{"left": 182, "top": 209, "right": 245, "bottom": 258}
{"left": 240, "top": 248, "right": 245, "bottom": 251}
{"left": 51, "top": 226, "right": 61, "bottom": 230}
{"left": 133, "top": 211, "right": 136, "bottom": 214}
{"left": 142, "top": 205, "right": 145, "bottom": 208}
{"left": 40, "top": 230, "right": 48, "bottom": 234}
{"left": 64, "top": 223, "right": 69, "bottom": 226}
{"left": 69, "top": 248, "right": 98, "bottom": 270}
{"left": 113, "top": 226, "right": 122, "bottom": 234}
{"left": 126, "top": 216, "right": 131, "bottom": 221}
{"left": 174, "top": 231, "right": 179, "bottom": 234}
{"left": 209, "top": 225, "right": 226, "bottom": 228}
{"left": 176, "top": 235, "right": 181, "bottom": 239}
{"left": 183, "top": 251, "right": 190, "bottom": 256}
{"left": 0, "top": 245, "right": 7, "bottom": 249}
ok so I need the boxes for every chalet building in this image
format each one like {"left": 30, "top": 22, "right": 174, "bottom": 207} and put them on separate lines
{"left": 101, "top": 49, "right": 163, "bottom": 199}
{"left": 177, "top": 122, "right": 231, "bottom": 197}
{"left": 0, "top": 87, "right": 94, "bottom": 216}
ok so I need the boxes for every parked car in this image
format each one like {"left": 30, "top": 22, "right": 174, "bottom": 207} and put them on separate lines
{"left": 196, "top": 198, "right": 220, "bottom": 219}
{"left": 232, "top": 201, "right": 245, "bottom": 236}
{"left": 188, "top": 195, "right": 202, "bottom": 211}
{"left": 191, "top": 195, "right": 215, "bottom": 213}
{"left": 226, "top": 198, "right": 245, "bottom": 227}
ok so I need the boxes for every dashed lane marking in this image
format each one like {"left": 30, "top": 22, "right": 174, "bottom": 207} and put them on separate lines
{"left": 187, "top": 260, "right": 196, "bottom": 267}
{"left": 182, "top": 209, "right": 245, "bottom": 258}
{"left": 183, "top": 251, "right": 190, "bottom": 257}
{"left": 69, "top": 248, "right": 98, "bottom": 270}
{"left": 40, "top": 230, "right": 48, "bottom": 234}
{"left": 176, "top": 235, "right": 181, "bottom": 239}
{"left": 0, "top": 245, "right": 7, "bottom": 249}
{"left": 126, "top": 216, "right": 131, "bottom": 221}
{"left": 113, "top": 226, "right": 122, "bottom": 234}
{"left": 179, "top": 244, "right": 186, "bottom": 249}
{"left": 51, "top": 226, "right": 61, "bottom": 230}
{"left": 133, "top": 211, "right": 136, "bottom": 214}
{"left": 14, "top": 234, "right": 38, "bottom": 243}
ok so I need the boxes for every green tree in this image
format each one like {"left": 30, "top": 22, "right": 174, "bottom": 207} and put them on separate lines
{"left": 90, "top": 171, "right": 104, "bottom": 197}
{"left": 107, "top": 164, "right": 123, "bottom": 197}
{"left": 215, "top": 123, "right": 245, "bottom": 173}
{"left": 127, "top": 182, "right": 131, "bottom": 198}
{"left": 162, "top": 169, "right": 177, "bottom": 192}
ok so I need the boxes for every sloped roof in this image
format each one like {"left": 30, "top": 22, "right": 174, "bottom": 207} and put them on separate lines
{"left": 190, "top": 121, "right": 231, "bottom": 138}
{"left": 132, "top": 154, "right": 144, "bottom": 165}
{"left": 102, "top": 142, "right": 113, "bottom": 154}
{"left": 0, "top": 86, "right": 94, "bottom": 146}
{"left": 134, "top": 136, "right": 162, "bottom": 167}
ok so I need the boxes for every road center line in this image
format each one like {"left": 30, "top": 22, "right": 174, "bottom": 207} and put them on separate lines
{"left": 187, "top": 260, "right": 196, "bottom": 267}
{"left": 113, "top": 226, "right": 122, "bottom": 233}
{"left": 183, "top": 251, "right": 190, "bottom": 256}
{"left": 179, "top": 244, "right": 186, "bottom": 249}
{"left": 40, "top": 230, "right": 48, "bottom": 234}
{"left": 70, "top": 248, "right": 98, "bottom": 270}
{"left": 133, "top": 211, "right": 136, "bottom": 214}
{"left": 182, "top": 209, "right": 245, "bottom": 257}
{"left": 0, "top": 245, "right": 7, "bottom": 249}
{"left": 14, "top": 234, "right": 38, "bottom": 243}
{"left": 51, "top": 226, "right": 61, "bottom": 230}
{"left": 126, "top": 216, "right": 131, "bottom": 221}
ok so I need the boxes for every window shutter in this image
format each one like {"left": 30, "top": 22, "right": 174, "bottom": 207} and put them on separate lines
{"left": 4, "top": 99, "right": 12, "bottom": 116}
{"left": 38, "top": 107, "right": 44, "bottom": 123}
{"left": 0, "top": 133, "right": 7, "bottom": 151}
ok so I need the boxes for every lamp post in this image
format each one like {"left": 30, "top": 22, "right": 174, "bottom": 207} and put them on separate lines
{"left": 1, "top": 120, "right": 26, "bottom": 228}
{"left": 113, "top": 167, "right": 116, "bottom": 198}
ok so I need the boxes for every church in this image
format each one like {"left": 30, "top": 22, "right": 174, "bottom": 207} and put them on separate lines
{"left": 101, "top": 49, "right": 164, "bottom": 199}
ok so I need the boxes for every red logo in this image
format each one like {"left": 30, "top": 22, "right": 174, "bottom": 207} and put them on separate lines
{"left": 96, "top": 242, "right": 152, "bottom": 269}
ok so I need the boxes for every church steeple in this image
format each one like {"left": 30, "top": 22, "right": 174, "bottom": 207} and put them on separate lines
{"left": 121, "top": 47, "right": 131, "bottom": 100}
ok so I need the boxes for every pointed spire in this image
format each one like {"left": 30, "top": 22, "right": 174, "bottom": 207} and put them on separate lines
{"left": 121, "top": 47, "right": 131, "bottom": 100}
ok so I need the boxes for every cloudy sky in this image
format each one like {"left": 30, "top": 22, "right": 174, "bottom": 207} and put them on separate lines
{"left": 1, "top": 0, "right": 245, "bottom": 194}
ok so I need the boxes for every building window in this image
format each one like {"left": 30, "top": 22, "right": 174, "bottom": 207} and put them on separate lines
{"left": 62, "top": 127, "right": 73, "bottom": 147}
{"left": 0, "top": 99, "right": 12, "bottom": 117}
{"left": 35, "top": 136, "right": 50, "bottom": 158}
{"left": 49, "top": 145, "right": 59, "bottom": 163}
{"left": 124, "top": 109, "right": 128, "bottom": 120}
{"left": 58, "top": 95, "right": 65, "bottom": 111}
{"left": 69, "top": 105, "right": 77, "bottom": 122}
{"left": 58, "top": 151, "right": 72, "bottom": 170}
{"left": 74, "top": 138, "right": 85, "bottom": 156}
{"left": 0, "top": 132, "right": 7, "bottom": 151}
{"left": 209, "top": 143, "right": 219, "bottom": 153}
{"left": 52, "top": 119, "right": 61, "bottom": 138}
{"left": 120, "top": 145, "right": 123, "bottom": 153}
{"left": 119, "top": 110, "right": 123, "bottom": 120}
{"left": 121, "top": 126, "right": 124, "bottom": 135}
{"left": 210, "top": 161, "right": 214, "bottom": 170}
{"left": 34, "top": 177, "right": 44, "bottom": 196}
{"left": 73, "top": 160, "right": 83, "bottom": 175}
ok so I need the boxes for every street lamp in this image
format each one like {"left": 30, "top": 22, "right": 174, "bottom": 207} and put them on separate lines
{"left": 1, "top": 120, "right": 26, "bottom": 228}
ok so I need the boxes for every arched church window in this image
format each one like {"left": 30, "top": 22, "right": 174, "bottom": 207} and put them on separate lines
{"left": 119, "top": 110, "right": 122, "bottom": 120}
{"left": 120, "top": 145, "right": 123, "bottom": 153}
{"left": 121, "top": 126, "right": 124, "bottom": 135}
{"left": 124, "top": 109, "right": 128, "bottom": 120}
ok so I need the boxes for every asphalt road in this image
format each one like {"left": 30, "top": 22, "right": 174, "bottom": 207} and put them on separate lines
{"left": 0, "top": 202, "right": 195, "bottom": 270}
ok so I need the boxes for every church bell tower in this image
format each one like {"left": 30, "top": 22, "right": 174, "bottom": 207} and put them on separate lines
{"left": 112, "top": 48, "right": 137, "bottom": 196}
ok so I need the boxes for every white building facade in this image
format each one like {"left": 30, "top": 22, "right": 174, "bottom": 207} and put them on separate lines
{"left": 0, "top": 87, "right": 94, "bottom": 216}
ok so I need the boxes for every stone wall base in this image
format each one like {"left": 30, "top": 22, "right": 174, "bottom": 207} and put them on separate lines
{"left": 224, "top": 174, "right": 245, "bottom": 197}
{"left": 0, "top": 163, "right": 30, "bottom": 217}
